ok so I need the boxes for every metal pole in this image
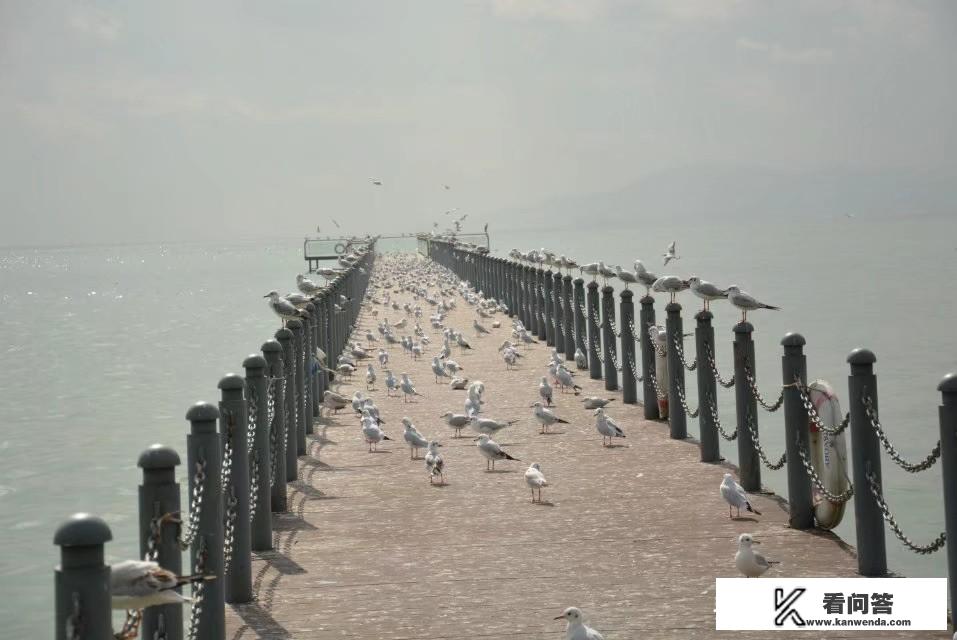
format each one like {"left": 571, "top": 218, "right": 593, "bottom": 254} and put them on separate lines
{"left": 937, "top": 373, "right": 957, "bottom": 624}
{"left": 734, "top": 322, "right": 761, "bottom": 492}
{"left": 217, "top": 374, "right": 252, "bottom": 603}
{"left": 639, "top": 295, "right": 659, "bottom": 419}
{"left": 665, "top": 302, "right": 687, "bottom": 439}
{"left": 243, "top": 354, "right": 272, "bottom": 551}
{"left": 620, "top": 290, "right": 636, "bottom": 404}
{"left": 563, "top": 275, "right": 575, "bottom": 361}
{"left": 586, "top": 281, "right": 601, "bottom": 380}
{"left": 290, "top": 320, "right": 307, "bottom": 456}
{"left": 521, "top": 266, "right": 531, "bottom": 329}
{"left": 781, "top": 333, "right": 813, "bottom": 529}
{"left": 138, "top": 445, "right": 183, "bottom": 640}
{"left": 847, "top": 348, "right": 887, "bottom": 576}
{"left": 305, "top": 302, "right": 318, "bottom": 423}
{"left": 573, "top": 278, "right": 587, "bottom": 363}
{"left": 694, "top": 311, "right": 719, "bottom": 462}
{"left": 601, "top": 285, "right": 618, "bottom": 391}
{"left": 54, "top": 514, "right": 113, "bottom": 640}
{"left": 263, "top": 338, "right": 287, "bottom": 513}
{"left": 277, "top": 326, "right": 298, "bottom": 483}
{"left": 185, "top": 401, "right": 225, "bottom": 640}
{"left": 536, "top": 269, "right": 547, "bottom": 340}
{"left": 543, "top": 270, "right": 555, "bottom": 346}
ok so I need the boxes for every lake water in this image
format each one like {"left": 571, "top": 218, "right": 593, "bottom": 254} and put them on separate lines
{"left": 0, "top": 214, "right": 954, "bottom": 637}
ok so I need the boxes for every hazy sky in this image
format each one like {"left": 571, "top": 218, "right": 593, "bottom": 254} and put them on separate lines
{"left": 1, "top": 1, "right": 955, "bottom": 245}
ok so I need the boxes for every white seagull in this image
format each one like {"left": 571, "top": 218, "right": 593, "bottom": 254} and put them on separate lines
{"left": 662, "top": 240, "right": 679, "bottom": 266}
{"left": 735, "top": 533, "right": 777, "bottom": 578}
{"left": 110, "top": 559, "right": 214, "bottom": 610}
{"left": 524, "top": 462, "right": 548, "bottom": 503}
{"left": 726, "top": 285, "right": 780, "bottom": 323}
{"left": 475, "top": 434, "right": 520, "bottom": 470}
{"left": 554, "top": 607, "right": 604, "bottom": 640}
{"left": 720, "top": 473, "right": 761, "bottom": 518}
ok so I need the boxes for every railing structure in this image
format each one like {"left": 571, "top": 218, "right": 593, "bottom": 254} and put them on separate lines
{"left": 427, "top": 238, "right": 957, "bottom": 621}
{"left": 52, "top": 248, "right": 375, "bottom": 640}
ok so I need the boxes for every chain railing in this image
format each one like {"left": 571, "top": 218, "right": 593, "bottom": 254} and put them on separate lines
{"left": 608, "top": 341, "right": 623, "bottom": 372}
{"left": 675, "top": 382, "right": 700, "bottom": 418}
{"left": 862, "top": 392, "right": 942, "bottom": 473}
{"left": 794, "top": 434, "right": 854, "bottom": 503}
{"left": 672, "top": 334, "right": 697, "bottom": 371}
{"left": 606, "top": 314, "right": 622, "bottom": 338}
{"left": 592, "top": 337, "right": 605, "bottom": 364}
{"left": 177, "top": 458, "right": 208, "bottom": 550}
{"left": 704, "top": 341, "right": 735, "bottom": 388}
{"left": 245, "top": 382, "right": 258, "bottom": 453}
{"left": 708, "top": 393, "right": 737, "bottom": 440}
{"left": 744, "top": 366, "right": 785, "bottom": 412}
{"left": 745, "top": 411, "right": 786, "bottom": 470}
{"left": 65, "top": 592, "right": 83, "bottom": 640}
{"left": 795, "top": 377, "right": 849, "bottom": 435}
{"left": 647, "top": 369, "right": 667, "bottom": 400}
{"left": 266, "top": 377, "right": 279, "bottom": 486}
{"left": 866, "top": 469, "right": 946, "bottom": 554}
{"left": 248, "top": 453, "right": 261, "bottom": 524}
{"left": 646, "top": 323, "right": 667, "bottom": 357}
{"left": 220, "top": 411, "right": 237, "bottom": 574}
{"left": 186, "top": 540, "right": 209, "bottom": 640}
{"left": 627, "top": 353, "right": 643, "bottom": 382}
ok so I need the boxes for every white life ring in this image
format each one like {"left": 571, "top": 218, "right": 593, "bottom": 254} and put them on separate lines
{"left": 334, "top": 242, "right": 347, "bottom": 254}
{"left": 654, "top": 327, "right": 669, "bottom": 419}
{"left": 806, "top": 380, "right": 849, "bottom": 529}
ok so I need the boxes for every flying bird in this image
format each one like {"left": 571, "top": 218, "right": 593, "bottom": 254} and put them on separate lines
{"left": 662, "top": 240, "right": 679, "bottom": 266}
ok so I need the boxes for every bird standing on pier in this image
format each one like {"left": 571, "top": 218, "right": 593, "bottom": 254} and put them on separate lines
{"left": 425, "top": 441, "right": 445, "bottom": 484}
{"left": 662, "top": 240, "right": 679, "bottom": 266}
{"left": 402, "top": 417, "right": 429, "bottom": 459}
{"left": 470, "top": 415, "right": 516, "bottom": 437}
{"left": 440, "top": 411, "right": 471, "bottom": 437}
{"left": 431, "top": 356, "right": 450, "bottom": 383}
{"left": 594, "top": 408, "right": 625, "bottom": 446}
{"left": 524, "top": 462, "right": 548, "bottom": 503}
{"left": 726, "top": 286, "right": 780, "bottom": 322}
{"left": 399, "top": 372, "right": 421, "bottom": 402}
{"left": 582, "top": 396, "right": 615, "bottom": 410}
{"left": 531, "top": 400, "right": 568, "bottom": 434}
{"left": 735, "top": 533, "right": 777, "bottom": 577}
{"left": 361, "top": 415, "right": 391, "bottom": 452}
{"left": 574, "top": 347, "right": 587, "bottom": 370}
{"left": 384, "top": 369, "right": 398, "bottom": 396}
{"left": 688, "top": 276, "right": 729, "bottom": 311}
{"left": 475, "top": 434, "right": 520, "bottom": 470}
{"left": 554, "top": 607, "right": 604, "bottom": 640}
{"left": 539, "top": 376, "right": 553, "bottom": 406}
{"left": 110, "top": 559, "right": 214, "bottom": 610}
{"left": 365, "top": 363, "right": 376, "bottom": 390}
{"left": 720, "top": 473, "right": 761, "bottom": 518}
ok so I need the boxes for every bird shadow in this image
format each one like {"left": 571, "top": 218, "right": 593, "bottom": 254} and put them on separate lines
{"left": 430, "top": 481, "right": 450, "bottom": 488}
{"left": 732, "top": 516, "right": 760, "bottom": 523}
{"left": 533, "top": 500, "right": 556, "bottom": 507}
{"left": 603, "top": 443, "right": 628, "bottom": 449}
{"left": 539, "top": 430, "right": 566, "bottom": 436}
{"left": 485, "top": 469, "right": 515, "bottom": 474}
{"left": 368, "top": 449, "right": 393, "bottom": 454}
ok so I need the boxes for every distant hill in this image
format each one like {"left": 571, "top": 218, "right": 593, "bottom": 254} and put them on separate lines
{"left": 485, "top": 166, "right": 956, "bottom": 230}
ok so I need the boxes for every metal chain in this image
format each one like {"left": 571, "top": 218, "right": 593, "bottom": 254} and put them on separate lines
{"left": 647, "top": 369, "right": 667, "bottom": 400}
{"left": 866, "top": 470, "right": 946, "bottom": 554}
{"left": 628, "top": 353, "right": 643, "bottom": 382}
{"left": 646, "top": 323, "right": 667, "bottom": 357}
{"left": 186, "top": 540, "right": 208, "bottom": 640}
{"left": 220, "top": 411, "right": 236, "bottom": 574}
{"left": 608, "top": 343, "right": 623, "bottom": 372}
{"left": 116, "top": 610, "right": 142, "bottom": 640}
{"left": 794, "top": 434, "right": 854, "bottom": 503}
{"left": 745, "top": 411, "right": 786, "bottom": 470}
{"left": 672, "top": 334, "right": 697, "bottom": 371}
{"left": 245, "top": 381, "right": 258, "bottom": 452}
{"left": 177, "top": 458, "right": 207, "bottom": 550}
{"left": 267, "top": 377, "right": 278, "bottom": 486}
{"left": 249, "top": 453, "right": 261, "bottom": 523}
{"left": 145, "top": 509, "right": 163, "bottom": 562}
{"left": 704, "top": 342, "right": 735, "bottom": 388}
{"left": 795, "top": 378, "right": 849, "bottom": 435}
{"left": 862, "top": 393, "right": 942, "bottom": 473}
{"left": 744, "top": 366, "right": 785, "bottom": 412}
{"left": 676, "top": 381, "right": 700, "bottom": 418}
{"left": 709, "top": 393, "right": 737, "bottom": 440}
{"left": 65, "top": 592, "right": 82, "bottom": 640}
{"left": 592, "top": 337, "right": 605, "bottom": 364}
{"left": 152, "top": 613, "right": 167, "bottom": 640}
{"left": 606, "top": 313, "right": 622, "bottom": 338}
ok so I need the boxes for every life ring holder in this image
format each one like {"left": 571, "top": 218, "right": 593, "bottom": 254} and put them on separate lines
{"left": 806, "top": 379, "right": 849, "bottom": 530}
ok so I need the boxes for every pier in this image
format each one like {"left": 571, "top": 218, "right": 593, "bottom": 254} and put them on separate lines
{"left": 51, "top": 238, "right": 955, "bottom": 638}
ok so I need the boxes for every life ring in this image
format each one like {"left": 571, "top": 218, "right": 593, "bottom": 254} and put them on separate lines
{"left": 807, "top": 379, "right": 849, "bottom": 529}
{"left": 654, "top": 327, "right": 669, "bottom": 418}
{"left": 334, "top": 242, "right": 347, "bottom": 255}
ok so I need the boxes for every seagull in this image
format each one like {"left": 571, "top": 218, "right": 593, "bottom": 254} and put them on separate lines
{"left": 296, "top": 274, "right": 323, "bottom": 296}
{"left": 524, "top": 463, "right": 548, "bottom": 503}
{"left": 431, "top": 356, "right": 450, "bottom": 383}
{"left": 362, "top": 417, "right": 391, "bottom": 452}
{"left": 634, "top": 260, "right": 658, "bottom": 295}
{"left": 449, "top": 377, "right": 469, "bottom": 390}
{"left": 425, "top": 441, "right": 445, "bottom": 484}
{"left": 370, "top": 177, "right": 382, "bottom": 186}
{"left": 470, "top": 415, "right": 517, "bottom": 436}
{"left": 613, "top": 265, "right": 639, "bottom": 289}
{"left": 110, "top": 559, "right": 214, "bottom": 610}
{"left": 264, "top": 290, "right": 306, "bottom": 326}
{"left": 322, "top": 390, "right": 349, "bottom": 414}
{"left": 365, "top": 363, "right": 376, "bottom": 389}
{"left": 720, "top": 473, "right": 761, "bottom": 518}
{"left": 539, "top": 376, "right": 553, "bottom": 406}
{"left": 554, "top": 366, "right": 582, "bottom": 394}
{"left": 475, "top": 434, "right": 520, "bottom": 470}
{"left": 582, "top": 397, "right": 615, "bottom": 410}
{"left": 651, "top": 276, "right": 690, "bottom": 303}
{"left": 735, "top": 533, "right": 777, "bottom": 578}
{"left": 554, "top": 607, "right": 604, "bottom": 640}
{"left": 531, "top": 401, "right": 569, "bottom": 434}
{"left": 662, "top": 240, "right": 679, "bottom": 266}
{"left": 384, "top": 369, "right": 398, "bottom": 396}
{"left": 726, "top": 285, "right": 780, "bottom": 323}
{"left": 594, "top": 408, "right": 625, "bottom": 446}
{"left": 402, "top": 418, "right": 429, "bottom": 459}
{"left": 574, "top": 347, "right": 587, "bottom": 370}
{"left": 688, "top": 276, "right": 729, "bottom": 312}
{"left": 399, "top": 372, "right": 422, "bottom": 403}
{"left": 473, "top": 318, "right": 491, "bottom": 336}
{"left": 440, "top": 411, "right": 471, "bottom": 437}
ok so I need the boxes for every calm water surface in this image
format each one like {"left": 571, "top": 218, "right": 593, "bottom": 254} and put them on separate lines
{"left": 0, "top": 215, "right": 954, "bottom": 636}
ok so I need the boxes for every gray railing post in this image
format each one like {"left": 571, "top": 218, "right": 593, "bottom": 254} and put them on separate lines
{"left": 563, "top": 275, "right": 575, "bottom": 361}
{"left": 601, "top": 286, "right": 618, "bottom": 391}
{"left": 734, "top": 322, "right": 761, "bottom": 492}
{"left": 278, "top": 325, "right": 298, "bottom": 482}
{"left": 620, "top": 289, "right": 637, "bottom": 404}
{"left": 217, "top": 374, "right": 252, "bottom": 603}
{"left": 290, "top": 319, "right": 307, "bottom": 455}
{"left": 305, "top": 302, "right": 319, "bottom": 422}
{"left": 263, "top": 338, "right": 287, "bottom": 513}
{"left": 640, "top": 295, "right": 659, "bottom": 419}
{"left": 586, "top": 281, "right": 602, "bottom": 380}
{"left": 694, "top": 311, "right": 719, "bottom": 462}
{"left": 543, "top": 270, "right": 555, "bottom": 346}
{"left": 185, "top": 401, "right": 225, "bottom": 640}
{"left": 138, "top": 445, "right": 183, "bottom": 640}
{"left": 552, "top": 271, "right": 564, "bottom": 350}
{"left": 54, "top": 514, "right": 113, "bottom": 640}
{"left": 536, "top": 269, "right": 547, "bottom": 339}
{"left": 520, "top": 266, "right": 531, "bottom": 329}
{"left": 781, "top": 333, "right": 813, "bottom": 529}
{"left": 938, "top": 373, "right": 957, "bottom": 624}
{"left": 847, "top": 348, "right": 887, "bottom": 576}
{"left": 665, "top": 303, "right": 687, "bottom": 439}
{"left": 243, "top": 354, "right": 272, "bottom": 551}
{"left": 573, "top": 278, "right": 586, "bottom": 359}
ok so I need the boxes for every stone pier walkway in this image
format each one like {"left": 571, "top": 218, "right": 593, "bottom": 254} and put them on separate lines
{"left": 225, "top": 258, "right": 937, "bottom": 639}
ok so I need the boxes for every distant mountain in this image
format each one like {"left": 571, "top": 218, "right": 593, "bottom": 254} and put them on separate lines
{"left": 485, "top": 166, "right": 956, "bottom": 230}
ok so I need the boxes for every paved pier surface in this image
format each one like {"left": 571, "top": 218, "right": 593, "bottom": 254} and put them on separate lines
{"left": 226, "top": 259, "right": 939, "bottom": 639}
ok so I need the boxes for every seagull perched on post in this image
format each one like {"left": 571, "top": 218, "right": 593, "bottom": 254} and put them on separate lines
{"left": 110, "top": 559, "right": 214, "bottom": 610}
{"left": 735, "top": 533, "right": 778, "bottom": 577}
{"left": 652, "top": 276, "right": 689, "bottom": 303}
{"left": 296, "top": 274, "right": 323, "bottom": 296}
{"left": 613, "top": 265, "right": 639, "bottom": 289}
{"left": 726, "top": 286, "right": 780, "bottom": 323}
{"left": 264, "top": 290, "right": 307, "bottom": 326}
{"left": 688, "top": 276, "right": 729, "bottom": 312}
{"left": 720, "top": 473, "right": 761, "bottom": 518}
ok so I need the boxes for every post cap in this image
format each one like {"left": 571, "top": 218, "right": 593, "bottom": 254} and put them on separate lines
{"left": 217, "top": 373, "right": 244, "bottom": 390}
{"left": 620, "top": 289, "right": 634, "bottom": 300}
{"left": 640, "top": 294, "right": 655, "bottom": 305}
{"left": 937, "top": 373, "right": 957, "bottom": 394}
{"left": 573, "top": 277, "right": 584, "bottom": 285}
{"left": 137, "top": 444, "right": 181, "bottom": 469}
{"left": 694, "top": 310, "right": 712, "bottom": 321}
{"left": 243, "top": 354, "right": 267, "bottom": 369}
{"left": 286, "top": 318, "right": 302, "bottom": 330}
{"left": 846, "top": 348, "right": 876, "bottom": 365}
{"left": 262, "top": 339, "right": 282, "bottom": 353}
{"left": 304, "top": 302, "right": 316, "bottom": 313}
{"left": 733, "top": 321, "right": 754, "bottom": 333}
{"left": 586, "top": 280, "right": 599, "bottom": 290}
{"left": 563, "top": 274, "right": 572, "bottom": 282}
{"left": 781, "top": 332, "right": 806, "bottom": 347}
{"left": 185, "top": 401, "right": 220, "bottom": 422}
{"left": 665, "top": 302, "right": 682, "bottom": 312}
{"left": 601, "top": 285, "right": 614, "bottom": 295}
{"left": 275, "top": 327, "right": 293, "bottom": 342}
{"left": 53, "top": 513, "right": 112, "bottom": 546}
